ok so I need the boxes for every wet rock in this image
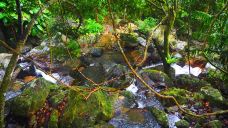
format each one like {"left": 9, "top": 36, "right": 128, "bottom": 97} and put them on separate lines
{"left": 0, "top": 69, "right": 5, "bottom": 81}
{"left": 160, "top": 87, "right": 191, "bottom": 106}
{"left": 59, "top": 86, "right": 118, "bottom": 127}
{"left": 137, "top": 37, "right": 146, "bottom": 46}
{"left": 8, "top": 78, "right": 56, "bottom": 117}
{"left": 120, "top": 33, "right": 138, "bottom": 48}
{"left": 200, "top": 86, "right": 224, "bottom": 106}
{"left": 106, "top": 64, "right": 132, "bottom": 89}
{"left": 175, "top": 74, "right": 211, "bottom": 90}
{"left": 205, "top": 120, "right": 222, "bottom": 128}
{"left": 48, "top": 109, "right": 59, "bottom": 128}
{"left": 148, "top": 107, "right": 169, "bottom": 128}
{"left": 142, "top": 69, "right": 173, "bottom": 86}
{"left": 0, "top": 53, "right": 12, "bottom": 69}
{"left": 90, "top": 47, "right": 103, "bottom": 57}
{"left": 109, "top": 108, "right": 161, "bottom": 128}
{"left": 175, "top": 119, "right": 190, "bottom": 128}
{"left": 73, "top": 63, "right": 106, "bottom": 85}
{"left": 121, "top": 91, "right": 136, "bottom": 108}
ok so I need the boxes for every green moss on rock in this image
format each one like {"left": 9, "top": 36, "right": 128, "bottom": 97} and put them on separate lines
{"left": 10, "top": 78, "right": 55, "bottom": 117}
{"left": 206, "top": 120, "right": 222, "bottom": 128}
{"left": 175, "top": 120, "right": 190, "bottom": 128}
{"left": 143, "top": 69, "right": 173, "bottom": 86}
{"left": 200, "top": 86, "right": 224, "bottom": 105}
{"left": 48, "top": 89, "right": 66, "bottom": 108}
{"left": 160, "top": 87, "right": 191, "bottom": 106}
{"left": 59, "top": 86, "right": 118, "bottom": 127}
{"left": 48, "top": 109, "right": 59, "bottom": 128}
{"left": 149, "top": 107, "right": 168, "bottom": 128}
{"left": 175, "top": 74, "right": 210, "bottom": 90}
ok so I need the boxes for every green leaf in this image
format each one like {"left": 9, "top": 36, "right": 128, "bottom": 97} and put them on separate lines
{"left": 0, "top": 2, "right": 6, "bottom": 8}
{"left": 36, "top": 25, "right": 44, "bottom": 31}
{"left": 0, "top": 13, "right": 6, "bottom": 19}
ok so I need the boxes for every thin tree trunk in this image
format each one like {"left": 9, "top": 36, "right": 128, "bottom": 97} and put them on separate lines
{"left": 0, "top": 1, "right": 46, "bottom": 126}
{"left": 163, "top": 9, "right": 176, "bottom": 77}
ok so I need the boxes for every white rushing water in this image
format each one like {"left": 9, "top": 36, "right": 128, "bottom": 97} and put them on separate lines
{"left": 36, "top": 69, "right": 57, "bottom": 84}
{"left": 126, "top": 79, "right": 138, "bottom": 95}
{"left": 171, "top": 63, "right": 202, "bottom": 77}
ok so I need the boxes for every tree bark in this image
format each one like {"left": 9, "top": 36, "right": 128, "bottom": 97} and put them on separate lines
{"left": 163, "top": 8, "right": 176, "bottom": 77}
{"left": 0, "top": 1, "right": 46, "bottom": 126}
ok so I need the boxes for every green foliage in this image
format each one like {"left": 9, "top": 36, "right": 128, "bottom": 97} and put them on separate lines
{"left": 165, "top": 54, "right": 179, "bottom": 64}
{"left": 135, "top": 17, "right": 157, "bottom": 33}
{"left": 67, "top": 40, "right": 81, "bottom": 57}
{"left": 0, "top": 0, "right": 51, "bottom": 37}
{"left": 52, "top": 40, "right": 81, "bottom": 60}
{"left": 79, "top": 19, "right": 104, "bottom": 34}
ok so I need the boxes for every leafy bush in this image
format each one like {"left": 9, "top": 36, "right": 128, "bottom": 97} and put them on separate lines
{"left": 52, "top": 39, "right": 81, "bottom": 60}
{"left": 0, "top": 0, "right": 51, "bottom": 37}
{"left": 79, "top": 19, "right": 103, "bottom": 34}
{"left": 135, "top": 17, "right": 157, "bottom": 33}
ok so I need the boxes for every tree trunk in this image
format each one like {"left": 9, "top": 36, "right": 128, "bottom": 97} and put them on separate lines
{"left": 0, "top": 50, "right": 20, "bottom": 127}
{"left": 163, "top": 9, "right": 176, "bottom": 77}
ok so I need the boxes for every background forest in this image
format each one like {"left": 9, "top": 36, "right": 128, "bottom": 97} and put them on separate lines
{"left": 0, "top": 0, "right": 227, "bottom": 128}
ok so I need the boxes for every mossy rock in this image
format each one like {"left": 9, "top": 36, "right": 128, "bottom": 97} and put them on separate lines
{"left": 148, "top": 107, "right": 168, "bottom": 128}
{"left": 48, "top": 89, "right": 66, "bottom": 108}
{"left": 9, "top": 78, "right": 56, "bottom": 117}
{"left": 205, "top": 120, "right": 222, "bottom": 128}
{"left": 48, "top": 109, "right": 59, "bottom": 128}
{"left": 175, "top": 120, "right": 190, "bottom": 128}
{"left": 142, "top": 69, "right": 173, "bottom": 86}
{"left": 200, "top": 86, "right": 224, "bottom": 106}
{"left": 121, "top": 91, "right": 136, "bottom": 107}
{"left": 175, "top": 74, "right": 211, "bottom": 90}
{"left": 59, "top": 86, "right": 118, "bottom": 127}
{"left": 120, "top": 33, "right": 138, "bottom": 48}
{"left": 160, "top": 87, "right": 191, "bottom": 106}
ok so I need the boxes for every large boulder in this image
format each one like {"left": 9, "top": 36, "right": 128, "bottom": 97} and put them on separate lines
{"left": 200, "top": 86, "right": 224, "bottom": 106}
{"left": 175, "top": 74, "right": 211, "bottom": 90}
{"left": 59, "top": 86, "right": 118, "bottom": 127}
{"left": 8, "top": 78, "right": 55, "bottom": 117}
{"left": 142, "top": 69, "right": 173, "bottom": 86}
{"left": 160, "top": 87, "right": 192, "bottom": 106}
{"left": 105, "top": 64, "right": 132, "bottom": 89}
{"left": 120, "top": 33, "right": 138, "bottom": 48}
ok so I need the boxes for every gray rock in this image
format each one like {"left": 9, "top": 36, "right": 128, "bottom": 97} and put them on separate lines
{"left": 90, "top": 47, "right": 103, "bottom": 57}
{"left": 137, "top": 37, "right": 147, "bottom": 46}
{"left": 0, "top": 53, "right": 12, "bottom": 69}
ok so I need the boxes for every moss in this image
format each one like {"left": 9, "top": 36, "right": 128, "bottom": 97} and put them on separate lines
{"left": 121, "top": 91, "right": 136, "bottom": 107}
{"left": 200, "top": 86, "right": 224, "bottom": 105}
{"left": 48, "top": 89, "right": 66, "bottom": 108}
{"left": 120, "top": 33, "right": 138, "bottom": 48}
{"left": 48, "top": 109, "right": 59, "bottom": 128}
{"left": 59, "top": 86, "right": 118, "bottom": 127}
{"left": 10, "top": 78, "right": 55, "bottom": 117}
{"left": 206, "top": 120, "right": 222, "bottom": 128}
{"left": 149, "top": 107, "right": 168, "bottom": 128}
{"left": 161, "top": 87, "right": 191, "bottom": 106}
{"left": 143, "top": 69, "right": 173, "bottom": 86}
{"left": 175, "top": 75, "right": 210, "bottom": 90}
{"left": 175, "top": 120, "right": 190, "bottom": 128}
